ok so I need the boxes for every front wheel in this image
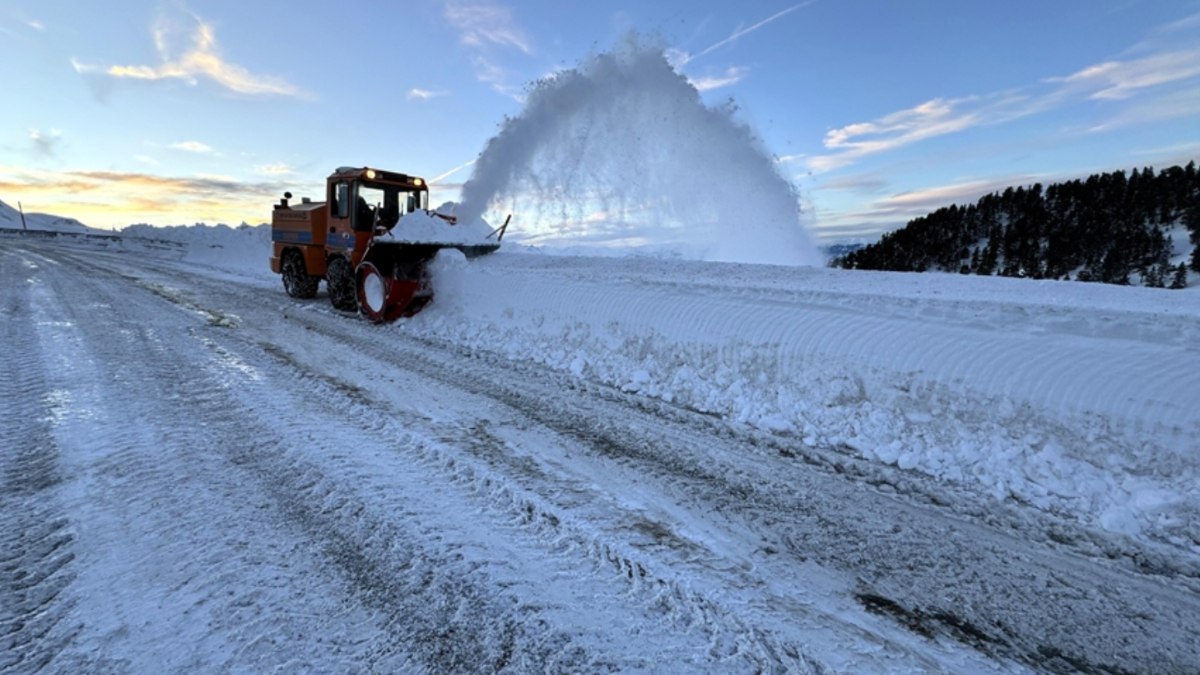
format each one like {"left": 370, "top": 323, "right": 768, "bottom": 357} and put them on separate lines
{"left": 326, "top": 256, "right": 357, "bottom": 311}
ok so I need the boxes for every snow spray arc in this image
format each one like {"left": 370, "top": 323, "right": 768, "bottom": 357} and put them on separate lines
{"left": 456, "top": 36, "right": 820, "bottom": 266}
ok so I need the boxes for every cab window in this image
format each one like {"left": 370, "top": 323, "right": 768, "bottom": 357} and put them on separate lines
{"left": 332, "top": 182, "right": 349, "bottom": 219}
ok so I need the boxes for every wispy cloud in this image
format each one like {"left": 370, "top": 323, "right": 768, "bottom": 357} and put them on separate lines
{"left": 170, "top": 140, "right": 214, "bottom": 154}
{"left": 255, "top": 163, "right": 294, "bottom": 176}
{"left": 443, "top": 1, "right": 532, "bottom": 101}
{"left": 678, "top": 1, "right": 816, "bottom": 66}
{"left": 472, "top": 56, "right": 524, "bottom": 102}
{"left": 72, "top": 13, "right": 304, "bottom": 98}
{"left": 29, "top": 128, "right": 62, "bottom": 157}
{"left": 809, "top": 41, "right": 1200, "bottom": 173}
{"left": 810, "top": 98, "right": 981, "bottom": 172}
{"left": 1083, "top": 84, "right": 1200, "bottom": 133}
{"left": 444, "top": 1, "right": 532, "bottom": 54}
{"left": 407, "top": 87, "right": 449, "bottom": 101}
{"left": 26, "top": 19, "right": 44, "bottom": 31}
{"left": 810, "top": 174, "right": 1044, "bottom": 242}
{"left": 689, "top": 66, "right": 749, "bottom": 92}
{"left": 0, "top": 165, "right": 291, "bottom": 227}
{"left": 1131, "top": 139, "right": 1200, "bottom": 157}
{"left": 1054, "top": 48, "right": 1200, "bottom": 100}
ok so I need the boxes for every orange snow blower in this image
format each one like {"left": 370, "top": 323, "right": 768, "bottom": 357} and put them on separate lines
{"left": 269, "top": 166, "right": 502, "bottom": 322}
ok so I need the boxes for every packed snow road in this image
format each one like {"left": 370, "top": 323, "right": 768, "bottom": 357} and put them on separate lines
{"left": 2, "top": 235, "right": 1199, "bottom": 673}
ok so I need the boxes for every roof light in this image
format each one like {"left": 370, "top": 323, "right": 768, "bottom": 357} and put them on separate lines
{"left": 413, "top": 178, "right": 424, "bottom": 187}
{"left": 365, "top": 169, "right": 376, "bottom": 179}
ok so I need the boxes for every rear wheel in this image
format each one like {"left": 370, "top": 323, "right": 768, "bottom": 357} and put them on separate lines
{"left": 326, "top": 256, "right": 357, "bottom": 311}
{"left": 281, "top": 249, "right": 318, "bottom": 299}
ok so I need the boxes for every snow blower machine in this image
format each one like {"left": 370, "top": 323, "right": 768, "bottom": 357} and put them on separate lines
{"left": 269, "top": 166, "right": 505, "bottom": 322}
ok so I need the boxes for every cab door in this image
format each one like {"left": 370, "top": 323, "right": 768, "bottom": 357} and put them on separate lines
{"left": 326, "top": 179, "right": 357, "bottom": 258}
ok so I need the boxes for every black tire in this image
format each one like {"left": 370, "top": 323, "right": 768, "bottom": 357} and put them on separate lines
{"left": 326, "top": 255, "right": 357, "bottom": 311}
{"left": 281, "top": 249, "right": 319, "bottom": 299}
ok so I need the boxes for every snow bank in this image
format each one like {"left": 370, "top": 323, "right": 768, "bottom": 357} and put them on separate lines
{"left": 122, "top": 222, "right": 272, "bottom": 276}
{"left": 402, "top": 253, "right": 1200, "bottom": 552}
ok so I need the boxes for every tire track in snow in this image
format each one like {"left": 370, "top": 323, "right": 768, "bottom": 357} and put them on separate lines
{"left": 263, "top": 306, "right": 1200, "bottom": 673}
{"left": 238, "top": 306, "right": 1035, "bottom": 672}
{"left": 10, "top": 245, "right": 404, "bottom": 671}
{"left": 30, "top": 245, "right": 773, "bottom": 671}
{"left": 0, "top": 246, "right": 82, "bottom": 675}
{"left": 180, "top": 326, "right": 825, "bottom": 671}
{"left": 48, "top": 247, "right": 902, "bottom": 670}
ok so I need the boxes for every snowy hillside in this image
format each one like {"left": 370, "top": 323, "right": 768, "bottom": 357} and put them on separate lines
{"left": 3, "top": 227, "right": 1199, "bottom": 673}
{"left": 0, "top": 199, "right": 97, "bottom": 233}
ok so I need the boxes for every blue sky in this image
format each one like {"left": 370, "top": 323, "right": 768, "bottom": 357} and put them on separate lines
{"left": 2, "top": 0, "right": 1198, "bottom": 242}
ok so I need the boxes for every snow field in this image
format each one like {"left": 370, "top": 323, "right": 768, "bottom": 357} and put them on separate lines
{"left": 23, "top": 225, "right": 1200, "bottom": 554}
{"left": 417, "top": 250, "right": 1200, "bottom": 551}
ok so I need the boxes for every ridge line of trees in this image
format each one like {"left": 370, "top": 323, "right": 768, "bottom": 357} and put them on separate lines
{"left": 835, "top": 162, "right": 1199, "bottom": 289}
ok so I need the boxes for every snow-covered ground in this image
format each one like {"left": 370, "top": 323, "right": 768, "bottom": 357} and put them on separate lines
{"left": 3, "top": 226, "right": 1199, "bottom": 673}
{"left": 421, "top": 250, "right": 1200, "bottom": 549}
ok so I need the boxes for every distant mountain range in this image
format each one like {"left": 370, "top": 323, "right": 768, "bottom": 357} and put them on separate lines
{"left": 0, "top": 199, "right": 96, "bottom": 233}
{"left": 834, "top": 163, "right": 1199, "bottom": 289}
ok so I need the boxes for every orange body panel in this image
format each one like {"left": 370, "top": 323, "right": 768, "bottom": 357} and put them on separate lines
{"left": 271, "top": 201, "right": 329, "bottom": 276}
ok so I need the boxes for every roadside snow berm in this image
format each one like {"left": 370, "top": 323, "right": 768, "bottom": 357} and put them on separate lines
{"left": 269, "top": 166, "right": 507, "bottom": 322}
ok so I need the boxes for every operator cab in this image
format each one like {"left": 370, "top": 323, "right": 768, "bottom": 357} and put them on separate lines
{"left": 327, "top": 167, "right": 429, "bottom": 235}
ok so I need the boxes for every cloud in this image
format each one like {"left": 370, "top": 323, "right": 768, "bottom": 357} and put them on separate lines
{"left": 29, "top": 128, "right": 63, "bottom": 157}
{"left": 27, "top": 19, "right": 44, "bottom": 31}
{"left": 170, "top": 140, "right": 214, "bottom": 154}
{"left": 444, "top": 1, "right": 532, "bottom": 54}
{"left": 809, "top": 98, "right": 981, "bottom": 172}
{"left": 471, "top": 56, "right": 524, "bottom": 102}
{"left": 806, "top": 15, "right": 1200, "bottom": 174}
{"left": 73, "top": 13, "right": 304, "bottom": 98}
{"left": 443, "top": 2, "right": 532, "bottom": 101}
{"left": 407, "top": 87, "right": 449, "bottom": 101}
{"left": 0, "top": 165, "right": 291, "bottom": 227}
{"left": 1055, "top": 48, "right": 1200, "bottom": 100}
{"left": 133, "top": 154, "right": 159, "bottom": 166}
{"left": 255, "top": 163, "right": 294, "bottom": 176}
{"left": 1084, "top": 85, "right": 1200, "bottom": 133}
{"left": 818, "top": 173, "right": 888, "bottom": 193}
{"left": 810, "top": 172, "right": 1068, "bottom": 242}
{"left": 1132, "top": 139, "right": 1200, "bottom": 157}
{"left": 689, "top": 66, "right": 748, "bottom": 92}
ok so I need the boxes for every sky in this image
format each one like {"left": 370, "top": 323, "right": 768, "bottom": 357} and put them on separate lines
{"left": 2, "top": 0, "right": 1199, "bottom": 243}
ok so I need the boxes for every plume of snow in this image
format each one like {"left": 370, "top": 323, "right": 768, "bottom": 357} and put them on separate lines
{"left": 457, "top": 35, "right": 819, "bottom": 266}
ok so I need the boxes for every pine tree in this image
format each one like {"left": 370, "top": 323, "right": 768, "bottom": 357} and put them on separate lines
{"left": 833, "top": 162, "right": 1200, "bottom": 286}
{"left": 1170, "top": 263, "right": 1189, "bottom": 289}
{"left": 1144, "top": 265, "right": 1164, "bottom": 288}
